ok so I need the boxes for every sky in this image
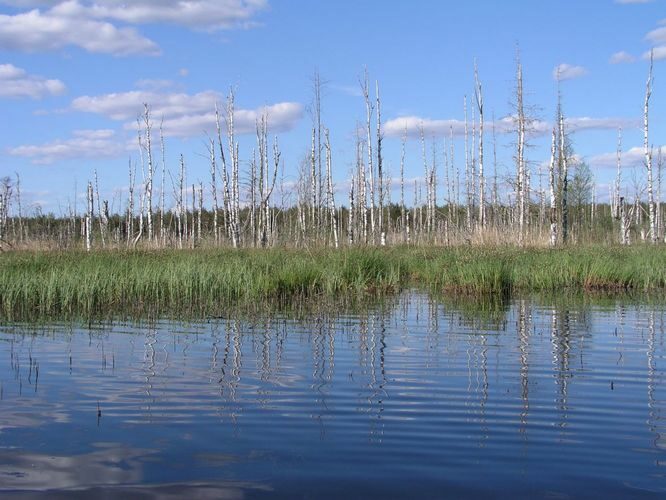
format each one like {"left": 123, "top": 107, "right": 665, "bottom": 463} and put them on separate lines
{"left": 0, "top": 0, "right": 665, "bottom": 214}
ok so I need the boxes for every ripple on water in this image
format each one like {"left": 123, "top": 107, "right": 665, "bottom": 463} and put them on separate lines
{"left": 0, "top": 292, "right": 665, "bottom": 498}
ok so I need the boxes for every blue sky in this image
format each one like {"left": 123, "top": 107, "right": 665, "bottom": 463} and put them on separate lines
{"left": 0, "top": 0, "right": 664, "bottom": 214}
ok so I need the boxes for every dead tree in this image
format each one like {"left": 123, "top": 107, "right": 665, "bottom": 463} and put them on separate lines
{"left": 215, "top": 103, "right": 232, "bottom": 244}
{"left": 257, "top": 115, "right": 280, "bottom": 247}
{"left": 474, "top": 62, "right": 486, "bottom": 229}
{"left": 400, "top": 127, "right": 407, "bottom": 243}
{"left": 127, "top": 158, "right": 135, "bottom": 247}
{"left": 159, "top": 119, "right": 166, "bottom": 246}
{"left": 644, "top": 49, "right": 656, "bottom": 243}
{"left": 86, "top": 181, "right": 93, "bottom": 252}
{"left": 548, "top": 128, "right": 557, "bottom": 247}
{"left": 94, "top": 170, "right": 107, "bottom": 247}
{"left": 141, "top": 104, "right": 154, "bottom": 242}
{"left": 227, "top": 91, "right": 241, "bottom": 247}
{"left": 516, "top": 57, "right": 527, "bottom": 245}
{"left": 362, "top": 69, "right": 376, "bottom": 243}
{"left": 348, "top": 172, "right": 355, "bottom": 245}
{"left": 209, "top": 138, "right": 219, "bottom": 244}
{"left": 14, "top": 173, "right": 23, "bottom": 243}
{"left": 324, "top": 129, "right": 339, "bottom": 248}
{"left": 557, "top": 77, "right": 569, "bottom": 245}
{"left": 0, "top": 178, "right": 11, "bottom": 246}
{"left": 614, "top": 128, "right": 622, "bottom": 220}
{"left": 376, "top": 80, "right": 385, "bottom": 245}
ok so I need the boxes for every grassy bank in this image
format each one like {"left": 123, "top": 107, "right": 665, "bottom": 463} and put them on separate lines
{"left": 1, "top": 245, "right": 665, "bottom": 319}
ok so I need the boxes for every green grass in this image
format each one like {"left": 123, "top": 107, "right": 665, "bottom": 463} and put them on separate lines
{"left": 1, "top": 245, "right": 665, "bottom": 319}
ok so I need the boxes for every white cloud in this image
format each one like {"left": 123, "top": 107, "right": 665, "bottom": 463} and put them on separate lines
{"left": 590, "top": 147, "right": 644, "bottom": 169}
{"left": 72, "top": 90, "right": 220, "bottom": 120}
{"left": 134, "top": 79, "right": 178, "bottom": 91}
{"left": 0, "top": 4, "right": 160, "bottom": 55}
{"left": 615, "top": 0, "right": 653, "bottom": 4}
{"left": 8, "top": 128, "right": 125, "bottom": 164}
{"left": 0, "top": 1, "right": 266, "bottom": 56}
{"left": 124, "top": 102, "right": 304, "bottom": 138}
{"left": 384, "top": 115, "right": 550, "bottom": 139}
{"left": 643, "top": 46, "right": 666, "bottom": 60}
{"left": 384, "top": 115, "right": 637, "bottom": 140}
{"left": 0, "top": 63, "right": 65, "bottom": 98}
{"left": 72, "top": 88, "right": 303, "bottom": 137}
{"left": 384, "top": 116, "right": 467, "bottom": 138}
{"left": 610, "top": 51, "right": 636, "bottom": 64}
{"left": 85, "top": 0, "right": 268, "bottom": 31}
{"left": 646, "top": 26, "right": 666, "bottom": 44}
{"left": 589, "top": 145, "right": 666, "bottom": 169}
{"left": 566, "top": 117, "right": 639, "bottom": 132}
{"left": 0, "top": 1, "right": 268, "bottom": 36}
{"left": 553, "top": 63, "right": 588, "bottom": 81}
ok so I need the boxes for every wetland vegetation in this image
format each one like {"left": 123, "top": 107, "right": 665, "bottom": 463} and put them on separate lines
{"left": 1, "top": 245, "right": 665, "bottom": 320}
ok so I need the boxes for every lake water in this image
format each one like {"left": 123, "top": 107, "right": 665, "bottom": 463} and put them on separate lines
{"left": 1, "top": 292, "right": 665, "bottom": 498}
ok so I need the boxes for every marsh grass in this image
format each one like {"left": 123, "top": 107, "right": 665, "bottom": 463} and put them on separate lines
{"left": 1, "top": 245, "right": 665, "bottom": 320}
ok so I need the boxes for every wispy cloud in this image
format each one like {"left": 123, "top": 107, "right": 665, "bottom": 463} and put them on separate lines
{"left": 589, "top": 145, "right": 666, "bottom": 169}
{"left": 645, "top": 26, "right": 666, "bottom": 44}
{"left": 8, "top": 129, "right": 126, "bottom": 164}
{"left": 566, "top": 117, "right": 639, "bottom": 132}
{"left": 0, "top": 63, "right": 65, "bottom": 98}
{"left": 615, "top": 0, "right": 653, "bottom": 4}
{"left": 610, "top": 51, "right": 636, "bottom": 64}
{"left": 329, "top": 83, "right": 362, "bottom": 97}
{"left": 553, "top": 63, "right": 588, "bottom": 81}
{"left": 383, "top": 114, "right": 634, "bottom": 140}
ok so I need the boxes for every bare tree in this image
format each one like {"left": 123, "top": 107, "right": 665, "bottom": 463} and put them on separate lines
{"left": 400, "top": 127, "right": 407, "bottom": 243}
{"left": 515, "top": 56, "right": 527, "bottom": 245}
{"left": 0, "top": 178, "right": 12, "bottom": 246}
{"left": 644, "top": 49, "right": 656, "bottom": 243}
{"left": 324, "top": 129, "right": 339, "bottom": 248}
{"left": 474, "top": 61, "right": 485, "bottom": 229}
{"left": 557, "top": 77, "right": 569, "bottom": 244}
{"left": 376, "top": 80, "right": 385, "bottom": 245}
{"left": 548, "top": 128, "right": 557, "bottom": 247}
{"left": 86, "top": 181, "right": 93, "bottom": 252}
{"left": 209, "top": 138, "right": 219, "bottom": 244}
{"left": 141, "top": 104, "right": 155, "bottom": 242}
{"left": 127, "top": 157, "right": 135, "bottom": 247}
{"left": 362, "top": 69, "right": 376, "bottom": 243}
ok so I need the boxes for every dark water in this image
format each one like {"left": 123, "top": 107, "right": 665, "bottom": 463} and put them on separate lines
{"left": 1, "top": 293, "right": 665, "bottom": 499}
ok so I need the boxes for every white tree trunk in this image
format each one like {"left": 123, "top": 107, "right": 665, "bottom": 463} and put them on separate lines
{"left": 86, "top": 181, "right": 93, "bottom": 252}
{"left": 549, "top": 128, "right": 557, "bottom": 247}
{"left": 324, "top": 130, "right": 339, "bottom": 249}
{"left": 645, "top": 50, "right": 656, "bottom": 243}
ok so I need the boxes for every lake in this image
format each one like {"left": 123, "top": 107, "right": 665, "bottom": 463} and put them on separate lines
{"left": 1, "top": 292, "right": 665, "bottom": 498}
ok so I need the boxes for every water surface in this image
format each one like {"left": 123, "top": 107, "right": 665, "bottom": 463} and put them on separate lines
{"left": 1, "top": 293, "right": 665, "bottom": 498}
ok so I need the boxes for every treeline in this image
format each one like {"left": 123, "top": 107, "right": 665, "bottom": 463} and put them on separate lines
{"left": 1, "top": 56, "right": 664, "bottom": 251}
